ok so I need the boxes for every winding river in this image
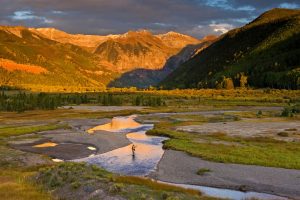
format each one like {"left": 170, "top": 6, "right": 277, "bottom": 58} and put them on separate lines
{"left": 77, "top": 115, "right": 165, "bottom": 175}
{"left": 75, "top": 115, "right": 288, "bottom": 200}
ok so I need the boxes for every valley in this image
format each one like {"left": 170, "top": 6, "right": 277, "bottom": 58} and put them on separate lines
{"left": 0, "top": 4, "right": 300, "bottom": 200}
{"left": 0, "top": 90, "right": 299, "bottom": 199}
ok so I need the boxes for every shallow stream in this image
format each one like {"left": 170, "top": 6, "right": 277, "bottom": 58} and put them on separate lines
{"left": 76, "top": 115, "right": 288, "bottom": 200}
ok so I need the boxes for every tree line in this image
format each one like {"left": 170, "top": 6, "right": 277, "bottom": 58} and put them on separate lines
{"left": 0, "top": 92, "right": 166, "bottom": 112}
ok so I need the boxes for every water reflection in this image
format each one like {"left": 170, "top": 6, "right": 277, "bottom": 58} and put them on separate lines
{"left": 33, "top": 142, "right": 58, "bottom": 148}
{"left": 78, "top": 116, "right": 166, "bottom": 175}
{"left": 162, "top": 182, "right": 288, "bottom": 200}
{"left": 82, "top": 135, "right": 165, "bottom": 175}
{"left": 87, "top": 115, "right": 143, "bottom": 133}
{"left": 76, "top": 115, "right": 288, "bottom": 200}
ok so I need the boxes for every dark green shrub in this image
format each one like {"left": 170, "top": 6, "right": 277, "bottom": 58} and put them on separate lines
{"left": 71, "top": 181, "right": 81, "bottom": 189}
{"left": 277, "top": 132, "right": 289, "bottom": 137}
{"left": 196, "top": 168, "right": 211, "bottom": 176}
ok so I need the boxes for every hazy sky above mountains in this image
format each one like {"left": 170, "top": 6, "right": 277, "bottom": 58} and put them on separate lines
{"left": 1, "top": 0, "right": 299, "bottom": 38}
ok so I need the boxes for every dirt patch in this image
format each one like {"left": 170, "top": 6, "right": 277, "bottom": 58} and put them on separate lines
{"left": 149, "top": 150, "right": 300, "bottom": 199}
{"left": 177, "top": 118, "right": 300, "bottom": 141}
{"left": 9, "top": 118, "right": 132, "bottom": 160}
{"left": 11, "top": 139, "right": 97, "bottom": 160}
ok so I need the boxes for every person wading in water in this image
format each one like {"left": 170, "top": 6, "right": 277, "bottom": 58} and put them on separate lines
{"left": 132, "top": 144, "right": 136, "bottom": 157}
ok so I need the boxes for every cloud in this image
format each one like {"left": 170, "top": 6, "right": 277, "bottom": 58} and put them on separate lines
{"left": 279, "top": 3, "right": 300, "bottom": 9}
{"left": 153, "top": 23, "right": 175, "bottom": 28}
{"left": 186, "top": 22, "right": 235, "bottom": 38}
{"left": 236, "top": 6, "right": 256, "bottom": 11}
{"left": 52, "top": 11, "right": 64, "bottom": 14}
{"left": 11, "top": 11, "right": 35, "bottom": 20}
{"left": 10, "top": 10, "right": 53, "bottom": 24}
{"left": 209, "top": 22, "right": 234, "bottom": 34}
{"left": 1, "top": 0, "right": 298, "bottom": 38}
{"left": 232, "top": 17, "right": 254, "bottom": 24}
{"left": 204, "top": 0, "right": 232, "bottom": 10}
{"left": 203, "top": 0, "right": 255, "bottom": 11}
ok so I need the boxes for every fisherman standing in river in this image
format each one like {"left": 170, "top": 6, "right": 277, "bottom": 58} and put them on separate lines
{"left": 132, "top": 144, "right": 136, "bottom": 157}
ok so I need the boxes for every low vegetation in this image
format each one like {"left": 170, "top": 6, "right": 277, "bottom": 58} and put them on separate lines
{"left": 37, "top": 162, "right": 217, "bottom": 200}
{"left": 0, "top": 122, "right": 66, "bottom": 200}
{"left": 281, "top": 104, "right": 300, "bottom": 117}
{"left": 0, "top": 91, "right": 166, "bottom": 112}
{"left": 0, "top": 169, "right": 51, "bottom": 200}
{"left": 277, "top": 132, "right": 289, "bottom": 137}
{"left": 1, "top": 88, "right": 300, "bottom": 112}
{"left": 147, "top": 129, "right": 300, "bottom": 169}
{"left": 196, "top": 168, "right": 211, "bottom": 176}
{"left": 0, "top": 123, "right": 69, "bottom": 138}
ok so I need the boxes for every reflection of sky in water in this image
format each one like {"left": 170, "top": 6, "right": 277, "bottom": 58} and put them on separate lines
{"left": 87, "top": 115, "right": 153, "bottom": 133}
{"left": 163, "top": 182, "right": 287, "bottom": 200}
{"left": 33, "top": 142, "right": 58, "bottom": 148}
{"left": 76, "top": 115, "right": 288, "bottom": 200}
{"left": 79, "top": 116, "right": 166, "bottom": 175}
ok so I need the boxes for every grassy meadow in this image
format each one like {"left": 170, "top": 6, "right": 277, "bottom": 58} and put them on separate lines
{"left": 146, "top": 109, "right": 300, "bottom": 169}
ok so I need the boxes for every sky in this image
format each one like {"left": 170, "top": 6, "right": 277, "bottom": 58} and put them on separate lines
{"left": 1, "top": 0, "right": 299, "bottom": 38}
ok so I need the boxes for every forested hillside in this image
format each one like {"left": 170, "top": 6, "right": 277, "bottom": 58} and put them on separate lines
{"left": 161, "top": 9, "right": 300, "bottom": 89}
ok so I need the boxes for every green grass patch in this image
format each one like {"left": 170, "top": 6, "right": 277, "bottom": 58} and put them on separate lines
{"left": 0, "top": 123, "right": 69, "bottom": 138}
{"left": 147, "top": 129, "right": 300, "bottom": 169}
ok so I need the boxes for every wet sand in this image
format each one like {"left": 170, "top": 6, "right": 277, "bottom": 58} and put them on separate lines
{"left": 149, "top": 150, "right": 300, "bottom": 199}
{"left": 10, "top": 118, "right": 131, "bottom": 160}
{"left": 11, "top": 130, "right": 131, "bottom": 160}
{"left": 11, "top": 139, "right": 97, "bottom": 160}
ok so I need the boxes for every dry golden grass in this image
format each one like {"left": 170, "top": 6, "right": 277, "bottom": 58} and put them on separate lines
{"left": 0, "top": 170, "right": 51, "bottom": 200}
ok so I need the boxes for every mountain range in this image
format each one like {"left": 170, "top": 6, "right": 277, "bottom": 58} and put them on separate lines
{"left": 0, "top": 26, "right": 206, "bottom": 90}
{"left": 0, "top": 8, "right": 299, "bottom": 91}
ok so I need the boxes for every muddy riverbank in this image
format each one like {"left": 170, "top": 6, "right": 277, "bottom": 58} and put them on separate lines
{"left": 149, "top": 150, "right": 300, "bottom": 199}
{"left": 8, "top": 109, "right": 300, "bottom": 199}
{"left": 10, "top": 118, "right": 132, "bottom": 160}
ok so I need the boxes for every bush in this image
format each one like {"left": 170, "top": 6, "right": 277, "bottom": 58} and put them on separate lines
{"left": 71, "top": 181, "right": 81, "bottom": 189}
{"left": 281, "top": 104, "right": 300, "bottom": 117}
{"left": 257, "top": 110, "right": 263, "bottom": 117}
{"left": 196, "top": 168, "right": 211, "bottom": 176}
{"left": 281, "top": 107, "right": 293, "bottom": 117}
{"left": 109, "top": 183, "right": 124, "bottom": 194}
{"left": 161, "top": 192, "right": 169, "bottom": 200}
{"left": 277, "top": 132, "right": 289, "bottom": 137}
